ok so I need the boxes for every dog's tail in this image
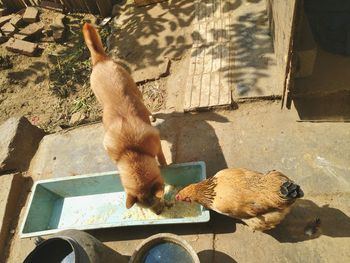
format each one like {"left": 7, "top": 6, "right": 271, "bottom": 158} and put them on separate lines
{"left": 82, "top": 23, "right": 108, "bottom": 66}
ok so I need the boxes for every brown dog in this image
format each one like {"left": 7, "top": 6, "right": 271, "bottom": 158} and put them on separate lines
{"left": 82, "top": 23, "right": 167, "bottom": 214}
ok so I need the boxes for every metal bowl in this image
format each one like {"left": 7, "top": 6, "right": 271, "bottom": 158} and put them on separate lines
{"left": 129, "top": 233, "right": 200, "bottom": 263}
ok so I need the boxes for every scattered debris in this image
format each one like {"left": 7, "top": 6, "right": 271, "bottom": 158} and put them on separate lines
{"left": 304, "top": 218, "right": 322, "bottom": 236}
{"left": 0, "top": 116, "right": 45, "bottom": 173}
{"left": 22, "top": 7, "right": 39, "bottom": 23}
{"left": 9, "top": 14, "right": 23, "bottom": 27}
{"left": 5, "top": 38, "right": 39, "bottom": 56}
{"left": 0, "top": 8, "right": 59, "bottom": 56}
{"left": 99, "top": 17, "right": 112, "bottom": 26}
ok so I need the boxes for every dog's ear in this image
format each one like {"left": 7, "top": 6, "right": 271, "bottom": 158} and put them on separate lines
{"left": 126, "top": 193, "right": 137, "bottom": 209}
{"left": 153, "top": 183, "right": 164, "bottom": 199}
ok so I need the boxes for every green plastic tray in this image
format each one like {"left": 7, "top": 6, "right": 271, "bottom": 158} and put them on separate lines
{"left": 20, "top": 162, "right": 209, "bottom": 238}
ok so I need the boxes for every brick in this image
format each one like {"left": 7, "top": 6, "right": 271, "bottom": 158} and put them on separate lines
{"left": 17, "top": 22, "right": 44, "bottom": 40}
{"left": 9, "top": 14, "right": 23, "bottom": 27}
{"left": 0, "top": 14, "right": 14, "bottom": 27}
{"left": 1, "top": 22, "right": 17, "bottom": 37}
{"left": 0, "top": 173, "right": 25, "bottom": 257}
{"left": 22, "top": 7, "right": 39, "bottom": 23}
{"left": 0, "top": 117, "right": 45, "bottom": 173}
{"left": 6, "top": 38, "right": 39, "bottom": 56}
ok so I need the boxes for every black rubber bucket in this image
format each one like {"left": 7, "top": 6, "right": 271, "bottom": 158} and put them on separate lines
{"left": 23, "top": 229, "right": 127, "bottom": 263}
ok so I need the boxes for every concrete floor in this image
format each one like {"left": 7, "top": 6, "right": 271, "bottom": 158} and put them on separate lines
{"left": 6, "top": 100, "right": 350, "bottom": 263}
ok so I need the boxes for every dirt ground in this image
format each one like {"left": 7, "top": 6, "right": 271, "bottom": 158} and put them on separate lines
{"left": 0, "top": 5, "right": 172, "bottom": 132}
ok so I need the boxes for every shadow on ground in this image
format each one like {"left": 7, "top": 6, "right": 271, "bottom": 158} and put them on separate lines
{"left": 1, "top": 175, "right": 34, "bottom": 263}
{"left": 266, "top": 199, "right": 350, "bottom": 242}
{"left": 154, "top": 111, "right": 231, "bottom": 177}
{"left": 7, "top": 61, "right": 47, "bottom": 86}
{"left": 198, "top": 250, "right": 238, "bottom": 263}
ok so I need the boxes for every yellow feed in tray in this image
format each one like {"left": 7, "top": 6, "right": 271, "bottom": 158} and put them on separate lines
{"left": 122, "top": 185, "right": 200, "bottom": 220}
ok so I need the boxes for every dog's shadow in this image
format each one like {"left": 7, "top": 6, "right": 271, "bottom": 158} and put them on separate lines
{"left": 153, "top": 111, "right": 231, "bottom": 176}
{"left": 266, "top": 199, "right": 350, "bottom": 243}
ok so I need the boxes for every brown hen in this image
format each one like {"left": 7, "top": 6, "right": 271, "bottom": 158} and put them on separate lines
{"left": 176, "top": 168, "right": 303, "bottom": 231}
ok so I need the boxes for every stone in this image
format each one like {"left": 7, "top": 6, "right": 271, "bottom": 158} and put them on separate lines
{"left": 17, "top": 22, "right": 44, "bottom": 40}
{"left": 5, "top": 38, "right": 39, "bottom": 56}
{"left": 0, "top": 117, "right": 45, "bottom": 173}
{"left": 0, "top": 14, "right": 14, "bottom": 27}
{"left": 9, "top": 14, "right": 23, "bottom": 27}
{"left": 1, "top": 22, "right": 17, "bottom": 37}
{"left": 69, "top": 112, "right": 86, "bottom": 125}
{"left": 0, "top": 173, "right": 25, "bottom": 257}
{"left": 22, "top": 7, "right": 39, "bottom": 23}
{"left": 28, "top": 123, "right": 115, "bottom": 180}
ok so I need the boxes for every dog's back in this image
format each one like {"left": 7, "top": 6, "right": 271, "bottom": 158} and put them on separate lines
{"left": 83, "top": 23, "right": 166, "bottom": 214}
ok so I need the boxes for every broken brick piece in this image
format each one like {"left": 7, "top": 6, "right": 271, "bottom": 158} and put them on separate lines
{"left": 1, "top": 22, "right": 17, "bottom": 37}
{"left": 0, "top": 14, "right": 14, "bottom": 27}
{"left": 5, "top": 38, "right": 39, "bottom": 56}
{"left": 18, "top": 22, "right": 44, "bottom": 39}
{"left": 22, "top": 7, "right": 39, "bottom": 23}
{"left": 9, "top": 14, "right": 23, "bottom": 27}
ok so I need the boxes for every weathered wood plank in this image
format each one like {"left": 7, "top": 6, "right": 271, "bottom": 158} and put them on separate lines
{"left": 266, "top": 0, "right": 298, "bottom": 108}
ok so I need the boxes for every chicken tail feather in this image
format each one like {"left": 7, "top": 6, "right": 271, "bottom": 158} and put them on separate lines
{"left": 280, "top": 181, "right": 304, "bottom": 200}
